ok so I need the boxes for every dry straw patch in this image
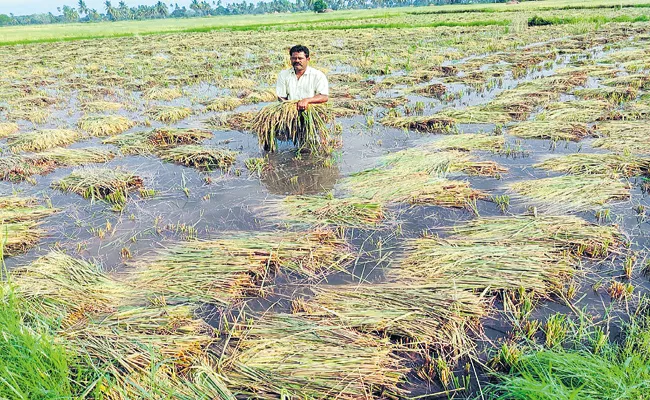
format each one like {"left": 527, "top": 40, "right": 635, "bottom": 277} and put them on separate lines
{"left": 158, "top": 145, "right": 238, "bottom": 171}
{"left": 129, "top": 230, "right": 352, "bottom": 304}
{"left": 508, "top": 121, "right": 593, "bottom": 141}
{"left": 7, "top": 129, "right": 81, "bottom": 153}
{"left": 81, "top": 101, "right": 123, "bottom": 112}
{"left": 146, "top": 105, "right": 192, "bottom": 123}
{"left": 427, "top": 133, "right": 505, "bottom": 152}
{"left": 0, "top": 196, "right": 55, "bottom": 257}
{"left": 143, "top": 87, "right": 183, "bottom": 101}
{"left": 593, "top": 121, "right": 650, "bottom": 154}
{"left": 78, "top": 115, "right": 136, "bottom": 136}
{"left": 224, "top": 314, "right": 407, "bottom": 400}
{"left": 0, "top": 122, "right": 19, "bottom": 138}
{"left": 536, "top": 153, "right": 650, "bottom": 177}
{"left": 104, "top": 128, "right": 212, "bottom": 154}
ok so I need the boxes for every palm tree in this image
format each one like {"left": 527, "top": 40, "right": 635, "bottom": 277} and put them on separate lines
{"left": 155, "top": 1, "right": 168, "bottom": 16}
{"left": 77, "top": 0, "right": 88, "bottom": 16}
{"left": 104, "top": 1, "right": 118, "bottom": 20}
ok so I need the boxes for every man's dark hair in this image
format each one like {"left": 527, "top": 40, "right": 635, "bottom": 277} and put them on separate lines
{"left": 289, "top": 45, "right": 310, "bottom": 58}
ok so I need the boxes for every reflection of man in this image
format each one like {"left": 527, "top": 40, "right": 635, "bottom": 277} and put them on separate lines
{"left": 276, "top": 45, "right": 329, "bottom": 111}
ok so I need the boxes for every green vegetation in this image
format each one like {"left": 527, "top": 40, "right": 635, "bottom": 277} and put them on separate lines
{"left": 52, "top": 168, "right": 144, "bottom": 208}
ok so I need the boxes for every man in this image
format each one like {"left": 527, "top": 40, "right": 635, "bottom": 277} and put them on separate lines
{"left": 276, "top": 45, "right": 329, "bottom": 110}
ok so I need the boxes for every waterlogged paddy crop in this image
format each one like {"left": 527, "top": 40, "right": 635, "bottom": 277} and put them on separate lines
{"left": 1, "top": 1, "right": 650, "bottom": 398}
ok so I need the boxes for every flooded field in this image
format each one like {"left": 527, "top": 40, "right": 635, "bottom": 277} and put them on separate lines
{"left": 1, "top": 2, "right": 650, "bottom": 399}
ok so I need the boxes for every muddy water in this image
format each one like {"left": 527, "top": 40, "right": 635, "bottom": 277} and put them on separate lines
{"left": 1, "top": 31, "right": 650, "bottom": 399}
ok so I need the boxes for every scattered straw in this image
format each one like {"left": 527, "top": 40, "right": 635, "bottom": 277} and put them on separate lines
{"left": 7, "top": 129, "right": 81, "bottom": 153}
{"left": 78, "top": 115, "right": 136, "bottom": 136}
{"left": 104, "top": 128, "right": 212, "bottom": 154}
{"left": 380, "top": 114, "right": 456, "bottom": 132}
{"left": 508, "top": 121, "right": 592, "bottom": 141}
{"left": 536, "top": 153, "right": 650, "bottom": 177}
{"left": 52, "top": 167, "right": 144, "bottom": 208}
{"left": 0, "top": 122, "right": 19, "bottom": 138}
{"left": 158, "top": 145, "right": 237, "bottom": 171}
{"left": 147, "top": 106, "right": 192, "bottom": 123}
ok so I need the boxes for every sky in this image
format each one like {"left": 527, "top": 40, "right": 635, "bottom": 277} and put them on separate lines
{"left": 0, "top": 0, "right": 174, "bottom": 15}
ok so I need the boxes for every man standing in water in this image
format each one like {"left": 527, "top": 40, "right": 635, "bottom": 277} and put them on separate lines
{"left": 276, "top": 45, "right": 329, "bottom": 110}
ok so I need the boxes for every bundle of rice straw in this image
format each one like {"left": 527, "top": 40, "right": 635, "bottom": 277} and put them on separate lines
{"left": 251, "top": 101, "right": 333, "bottom": 153}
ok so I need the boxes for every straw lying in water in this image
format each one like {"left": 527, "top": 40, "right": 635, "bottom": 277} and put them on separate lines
{"left": 77, "top": 115, "right": 136, "bottom": 136}
{"left": 434, "top": 108, "right": 512, "bottom": 124}
{"left": 602, "top": 73, "right": 650, "bottom": 90}
{"left": 7, "top": 108, "right": 50, "bottom": 124}
{"left": 146, "top": 105, "right": 192, "bottom": 123}
{"left": 81, "top": 101, "right": 123, "bottom": 112}
{"left": 395, "top": 238, "right": 575, "bottom": 294}
{"left": 204, "top": 96, "right": 242, "bottom": 112}
{"left": 509, "top": 175, "right": 630, "bottom": 213}
{"left": 428, "top": 133, "right": 505, "bottom": 152}
{"left": 380, "top": 114, "right": 456, "bottom": 133}
{"left": 538, "top": 100, "right": 612, "bottom": 123}
{"left": 104, "top": 128, "right": 212, "bottom": 154}
{"left": 143, "top": 87, "right": 183, "bottom": 101}
{"left": 382, "top": 148, "right": 508, "bottom": 177}
{"left": 129, "top": 230, "right": 352, "bottom": 304}
{"left": 0, "top": 122, "right": 19, "bottom": 138}
{"left": 224, "top": 314, "right": 406, "bottom": 400}
{"left": 251, "top": 101, "right": 334, "bottom": 153}
{"left": 449, "top": 215, "right": 621, "bottom": 258}
{"left": 574, "top": 87, "right": 638, "bottom": 103}
{"left": 0, "top": 221, "right": 44, "bottom": 257}
{"left": 295, "top": 284, "right": 485, "bottom": 357}
{"left": 7, "top": 129, "right": 81, "bottom": 153}
{"left": 0, "top": 196, "right": 56, "bottom": 256}
{"left": 207, "top": 111, "right": 256, "bottom": 132}
{"left": 158, "top": 145, "right": 238, "bottom": 171}
{"left": 536, "top": 153, "right": 650, "bottom": 177}
{"left": 593, "top": 121, "right": 650, "bottom": 154}
{"left": 262, "top": 195, "right": 385, "bottom": 228}
{"left": 508, "top": 121, "right": 593, "bottom": 141}
{"left": 332, "top": 97, "right": 406, "bottom": 114}
{"left": 52, "top": 167, "right": 144, "bottom": 208}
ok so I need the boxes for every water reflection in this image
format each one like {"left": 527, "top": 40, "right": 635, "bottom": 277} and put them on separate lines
{"left": 260, "top": 150, "right": 339, "bottom": 195}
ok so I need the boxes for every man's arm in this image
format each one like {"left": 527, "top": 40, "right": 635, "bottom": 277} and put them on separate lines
{"left": 297, "top": 94, "right": 328, "bottom": 110}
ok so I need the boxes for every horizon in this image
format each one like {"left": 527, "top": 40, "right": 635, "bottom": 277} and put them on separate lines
{"left": 0, "top": 0, "right": 232, "bottom": 16}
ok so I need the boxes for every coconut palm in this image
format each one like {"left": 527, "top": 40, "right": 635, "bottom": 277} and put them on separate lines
{"left": 77, "top": 0, "right": 88, "bottom": 16}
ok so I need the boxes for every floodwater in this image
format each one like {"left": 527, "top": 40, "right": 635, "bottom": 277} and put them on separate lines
{"left": 1, "top": 31, "right": 649, "bottom": 399}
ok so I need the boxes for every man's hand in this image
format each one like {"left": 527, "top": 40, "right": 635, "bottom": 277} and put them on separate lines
{"left": 297, "top": 99, "right": 310, "bottom": 111}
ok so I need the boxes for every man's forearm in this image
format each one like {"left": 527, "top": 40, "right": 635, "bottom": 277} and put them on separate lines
{"left": 305, "top": 94, "right": 329, "bottom": 104}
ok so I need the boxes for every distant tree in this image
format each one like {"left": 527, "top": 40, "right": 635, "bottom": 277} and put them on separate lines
{"left": 87, "top": 8, "right": 101, "bottom": 21}
{"left": 0, "top": 14, "right": 14, "bottom": 25}
{"left": 77, "top": 0, "right": 88, "bottom": 16}
{"left": 62, "top": 5, "right": 79, "bottom": 22}
{"left": 104, "top": 1, "right": 118, "bottom": 20}
{"left": 313, "top": 0, "right": 327, "bottom": 12}
{"left": 155, "top": 1, "right": 169, "bottom": 16}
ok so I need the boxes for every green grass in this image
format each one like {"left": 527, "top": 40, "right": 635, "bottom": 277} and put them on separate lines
{"left": 0, "top": 285, "right": 72, "bottom": 399}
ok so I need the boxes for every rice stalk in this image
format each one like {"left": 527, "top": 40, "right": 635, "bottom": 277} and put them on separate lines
{"left": 602, "top": 74, "right": 650, "bottom": 90}
{"left": 147, "top": 106, "right": 192, "bottom": 123}
{"left": 538, "top": 100, "right": 612, "bottom": 122}
{"left": 593, "top": 121, "right": 650, "bottom": 154}
{"left": 26, "top": 147, "right": 116, "bottom": 166}
{"left": 295, "top": 284, "right": 485, "bottom": 357}
{"left": 224, "top": 314, "right": 406, "bottom": 400}
{"left": 508, "top": 121, "right": 593, "bottom": 141}
{"left": 143, "top": 87, "right": 183, "bottom": 101}
{"left": 78, "top": 115, "right": 136, "bottom": 136}
{"left": 574, "top": 87, "right": 638, "bottom": 103}
{"left": 332, "top": 97, "right": 406, "bottom": 114}
{"left": 241, "top": 89, "right": 277, "bottom": 104}
{"left": 7, "top": 108, "right": 50, "bottom": 124}
{"left": 0, "top": 156, "right": 54, "bottom": 182}
{"left": 434, "top": 108, "right": 512, "bottom": 124}
{"left": 428, "top": 133, "right": 505, "bottom": 151}
{"left": 81, "top": 101, "right": 123, "bottom": 112}
{"left": 206, "top": 112, "right": 256, "bottom": 132}
{"left": 52, "top": 167, "right": 144, "bottom": 207}
{"left": 104, "top": 128, "right": 212, "bottom": 154}
{"left": 263, "top": 195, "right": 385, "bottom": 228}
{"left": 157, "top": 145, "right": 237, "bottom": 171}
{"left": 204, "top": 97, "right": 242, "bottom": 112}
{"left": 380, "top": 114, "right": 457, "bottom": 132}
{"left": 0, "top": 122, "right": 19, "bottom": 138}
{"left": 7, "top": 129, "right": 81, "bottom": 153}
{"left": 251, "top": 101, "right": 334, "bottom": 154}
{"left": 536, "top": 153, "right": 650, "bottom": 177}
{"left": 0, "top": 221, "right": 44, "bottom": 257}
{"left": 382, "top": 148, "right": 508, "bottom": 176}
{"left": 129, "top": 230, "right": 352, "bottom": 304}
{"left": 509, "top": 175, "right": 630, "bottom": 213}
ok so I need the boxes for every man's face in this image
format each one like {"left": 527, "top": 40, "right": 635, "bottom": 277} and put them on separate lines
{"left": 290, "top": 52, "right": 309, "bottom": 73}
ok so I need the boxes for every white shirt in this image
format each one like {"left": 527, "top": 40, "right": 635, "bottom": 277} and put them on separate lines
{"left": 276, "top": 66, "right": 329, "bottom": 101}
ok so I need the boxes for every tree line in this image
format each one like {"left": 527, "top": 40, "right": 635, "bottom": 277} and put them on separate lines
{"left": 0, "top": 0, "right": 505, "bottom": 26}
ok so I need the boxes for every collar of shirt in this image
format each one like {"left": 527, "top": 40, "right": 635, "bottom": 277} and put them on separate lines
{"left": 291, "top": 66, "right": 313, "bottom": 77}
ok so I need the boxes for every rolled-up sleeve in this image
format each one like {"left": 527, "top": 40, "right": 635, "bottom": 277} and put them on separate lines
{"left": 315, "top": 72, "right": 329, "bottom": 96}
{"left": 276, "top": 71, "right": 287, "bottom": 98}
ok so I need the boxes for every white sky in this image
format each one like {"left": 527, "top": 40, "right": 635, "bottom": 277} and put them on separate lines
{"left": 0, "top": 0, "right": 192, "bottom": 15}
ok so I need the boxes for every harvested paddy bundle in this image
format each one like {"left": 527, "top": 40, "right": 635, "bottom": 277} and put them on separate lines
{"left": 395, "top": 238, "right": 574, "bottom": 294}
{"left": 593, "top": 121, "right": 650, "bottom": 154}
{"left": 7, "top": 129, "right": 81, "bottom": 153}
{"left": 295, "top": 284, "right": 485, "bottom": 356}
{"left": 81, "top": 101, "right": 123, "bottom": 112}
{"left": 52, "top": 167, "right": 144, "bottom": 208}
{"left": 508, "top": 121, "right": 593, "bottom": 141}
{"left": 428, "top": 133, "right": 505, "bottom": 152}
{"left": 536, "top": 153, "right": 650, "bottom": 177}
{"left": 224, "top": 314, "right": 406, "bottom": 399}
{"left": 433, "top": 108, "right": 512, "bottom": 124}
{"left": 252, "top": 101, "right": 334, "bottom": 153}
{"left": 509, "top": 175, "right": 630, "bottom": 213}
{"left": 204, "top": 96, "right": 242, "bottom": 112}
{"left": 263, "top": 195, "right": 385, "bottom": 228}
{"left": 574, "top": 87, "right": 637, "bottom": 103}
{"left": 143, "top": 87, "right": 183, "bottom": 101}
{"left": 449, "top": 215, "right": 620, "bottom": 258}
{"left": 77, "top": 115, "right": 136, "bottom": 136}
{"left": 0, "top": 221, "right": 44, "bottom": 257}
{"left": 383, "top": 148, "right": 507, "bottom": 177}
{"left": 146, "top": 105, "right": 192, "bottom": 123}
{"left": 342, "top": 169, "right": 485, "bottom": 207}
{"left": 10, "top": 251, "right": 132, "bottom": 321}
{"left": 539, "top": 100, "right": 612, "bottom": 123}
{"left": 380, "top": 114, "right": 456, "bottom": 132}
{"left": 129, "top": 230, "right": 352, "bottom": 304}
{"left": 157, "top": 145, "right": 237, "bottom": 171}
{"left": 0, "top": 122, "right": 19, "bottom": 138}
{"left": 104, "top": 128, "right": 212, "bottom": 154}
